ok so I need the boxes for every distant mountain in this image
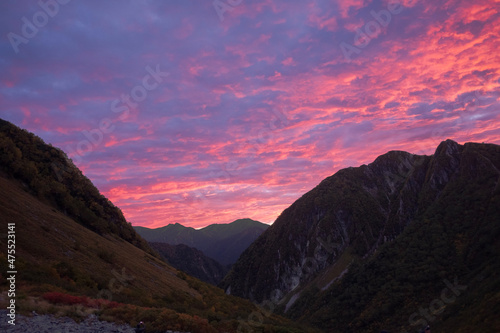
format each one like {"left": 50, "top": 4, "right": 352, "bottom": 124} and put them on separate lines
{"left": 0, "top": 119, "right": 308, "bottom": 333}
{"left": 135, "top": 218, "right": 270, "bottom": 265}
{"left": 150, "top": 242, "right": 229, "bottom": 285}
{"left": 221, "top": 140, "right": 500, "bottom": 332}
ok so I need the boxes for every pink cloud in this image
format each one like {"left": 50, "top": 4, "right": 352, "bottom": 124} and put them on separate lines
{"left": 2, "top": 0, "right": 499, "bottom": 229}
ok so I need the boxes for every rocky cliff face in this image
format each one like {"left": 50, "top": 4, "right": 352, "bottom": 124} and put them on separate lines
{"left": 221, "top": 140, "right": 499, "bottom": 308}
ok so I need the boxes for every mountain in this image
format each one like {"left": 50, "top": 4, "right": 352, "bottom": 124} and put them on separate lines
{"left": 150, "top": 242, "right": 229, "bottom": 285}
{"left": 135, "top": 218, "right": 270, "bottom": 265}
{"left": 0, "top": 119, "right": 310, "bottom": 333}
{"left": 0, "top": 118, "right": 152, "bottom": 255}
{"left": 221, "top": 140, "right": 500, "bottom": 332}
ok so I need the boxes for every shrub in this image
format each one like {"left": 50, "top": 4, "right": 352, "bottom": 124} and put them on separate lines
{"left": 42, "top": 292, "right": 121, "bottom": 309}
{"left": 43, "top": 292, "right": 87, "bottom": 306}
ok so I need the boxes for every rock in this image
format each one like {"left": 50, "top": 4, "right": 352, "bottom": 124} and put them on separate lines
{"left": 0, "top": 310, "right": 135, "bottom": 333}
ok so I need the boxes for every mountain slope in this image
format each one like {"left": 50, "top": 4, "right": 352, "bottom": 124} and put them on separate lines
{"left": 222, "top": 147, "right": 431, "bottom": 302}
{"left": 135, "top": 218, "right": 270, "bottom": 265}
{"left": 0, "top": 118, "right": 152, "bottom": 254}
{"left": 0, "top": 173, "right": 237, "bottom": 331}
{"left": 150, "top": 242, "right": 229, "bottom": 285}
{"left": 221, "top": 140, "right": 500, "bottom": 332}
{"left": 0, "top": 119, "right": 310, "bottom": 333}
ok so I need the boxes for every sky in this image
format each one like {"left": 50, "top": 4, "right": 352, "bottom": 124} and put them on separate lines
{"left": 1, "top": 0, "right": 499, "bottom": 229}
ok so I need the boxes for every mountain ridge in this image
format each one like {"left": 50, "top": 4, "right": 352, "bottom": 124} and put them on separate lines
{"left": 134, "top": 218, "right": 270, "bottom": 265}
{"left": 0, "top": 118, "right": 154, "bottom": 255}
{"left": 0, "top": 118, "right": 309, "bottom": 332}
{"left": 3, "top": 116, "right": 498, "bottom": 332}
{"left": 221, "top": 139, "right": 500, "bottom": 332}
{"left": 150, "top": 242, "right": 229, "bottom": 285}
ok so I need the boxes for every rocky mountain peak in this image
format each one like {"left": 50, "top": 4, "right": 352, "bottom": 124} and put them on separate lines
{"left": 434, "top": 138, "right": 461, "bottom": 157}
{"left": 221, "top": 140, "right": 500, "bottom": 315}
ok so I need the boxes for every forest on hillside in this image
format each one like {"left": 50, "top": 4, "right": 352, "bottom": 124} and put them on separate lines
{"left": 0, "top": 119, "right": 150, "bottom": 253}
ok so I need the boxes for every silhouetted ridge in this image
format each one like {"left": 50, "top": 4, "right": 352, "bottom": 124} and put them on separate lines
{"left": 135, "top": 218, "right": 269, "bottom": 265}
{"left": 0, "top": 118, "right": 152, "bottom": 254}
{"left": 150, "top": 242, "right": 229, "bottom": 285}
{"left": 222, "top": 139, "right": 500, "bottom": 332}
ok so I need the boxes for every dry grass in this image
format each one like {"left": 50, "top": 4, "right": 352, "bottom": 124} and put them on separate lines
{"left": 0, "top": 174, "right": 310, "bottom": 332}
{"left": 0, "top": 175, "right": 196, "bottom": 300}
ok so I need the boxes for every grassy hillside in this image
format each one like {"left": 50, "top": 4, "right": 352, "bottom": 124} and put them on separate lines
{"left": 0, "top": 174, "right": 239, "bottom": 331}
{"left": 0, "top": 119, "right": 311, "bottom": 332}
{"left": 0, "top": 118, "right": 151, "bottom": 254}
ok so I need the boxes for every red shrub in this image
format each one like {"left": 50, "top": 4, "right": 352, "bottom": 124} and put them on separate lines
{"left": 42, "top": 292, "right": 123, "bottom": 309}
{"left": 42, "top": 292, "right": 89, "bottom": 306}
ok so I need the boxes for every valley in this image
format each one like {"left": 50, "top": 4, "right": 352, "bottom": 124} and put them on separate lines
{"left": 1, "top": 119, "right": 499, "bottom": 332}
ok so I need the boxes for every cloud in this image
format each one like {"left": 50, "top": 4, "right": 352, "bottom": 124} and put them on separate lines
{"left": 1, "top": 0, "right": 499, "bottom": 228}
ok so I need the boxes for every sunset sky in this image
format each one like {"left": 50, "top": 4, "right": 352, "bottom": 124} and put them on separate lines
{"left": 1, "top": 0, "right": 499, "bottom": 228}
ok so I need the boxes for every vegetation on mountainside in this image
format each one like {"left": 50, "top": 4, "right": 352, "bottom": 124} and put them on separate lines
{"left": 285, "top": 142, "right": 500, "bottom": 332}
{"left": 223, "top": 140, "right": 500, "bottom": 333}
{"left": 0, "top": 119, "right": 151, "bottom": 253}
{"left": 0, "top": 119, "right": 311, "bottom": 332}
{"left": 221, "top": 151, "right": 428, "bottom": 304}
